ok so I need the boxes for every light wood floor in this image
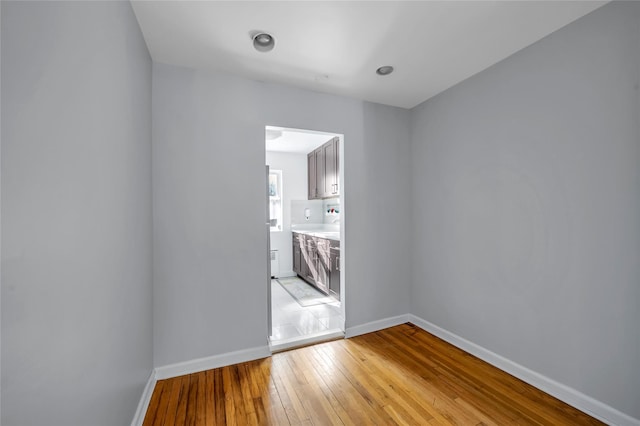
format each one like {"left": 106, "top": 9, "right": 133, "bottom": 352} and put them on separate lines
{"left": 143, "top": 323, "right": 603, "bottom": 425}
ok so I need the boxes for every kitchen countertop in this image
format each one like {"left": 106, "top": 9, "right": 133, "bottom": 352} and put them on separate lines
{"left": 292, "top": 229, "right": 340, "bottom": 241}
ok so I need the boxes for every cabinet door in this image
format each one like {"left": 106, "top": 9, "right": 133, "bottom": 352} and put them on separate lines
{"left": 314, "top": 147, "right": 324, "bottom": 199}
{"left": 333, "top": 138, "right": 340, "bottom": 196}
{"left": 320, "top": 137, "right": 339, "bottom": 198}
{"left": 303, "top": 237, "right": 316, "bottom": 284}
{"left": 316, "top": 138, "right": 340, "bottom": 198}
{"left": 322, "top": 140, "right": 336, "bottom": 197}
{"left": 329, "top": 245, "right": 340, "bottom": 299}
{"left": 307, "top": 152, "right": 316, "bottom": 200}
{"left": 314, "top": 239, "right": 330, "bottom": 294}
{"left": 302, "top": 236, "right": 310, "bottom": 280}
{"left": 292, "top": 234, "right": 301, "bottom": 275}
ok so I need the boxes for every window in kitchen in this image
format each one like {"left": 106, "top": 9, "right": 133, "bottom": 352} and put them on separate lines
{"left": 269, "top": 169, "right": 283, "bottom": 232}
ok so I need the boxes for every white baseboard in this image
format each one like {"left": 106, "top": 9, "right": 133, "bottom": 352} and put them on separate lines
{"left": 155, "top": 345, "right": 272, "bottom": 380}
{"left": 130, "top": 370, "right": 157, "bottom": 426}
{"left": 409, "top": 314, "right": 640, "bottom": 426}
{"left": 345, "top": 314, "right": 409, "bottom": 338}
{"left": 270, "top": 329, "right": 344, "bottom": 353}
{"left": 275, "top": 270, "right": 296, "bottom": 279}
{"left": 133, "top": 316, "right": 639, "bottom": 426}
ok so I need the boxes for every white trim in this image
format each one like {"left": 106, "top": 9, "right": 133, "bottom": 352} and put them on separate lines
{"left": 345, "top": 314, "right": 409, "bottom": 338}
{"left": 270, "top": 329, "right": 344, "bottom": 353}
{"left": 277, "top": 270, "right": 296, "bottom": 279}
{"left": 408, "top": 314, "right": 640, "bottom": 426}
{"left": 130, "top": 370, "right": 157, "bottom": 426}
{"left": 132, "top": 316, "right": 639, "bottom": 426}
{"left": 155, "top": 345, "right": 272, "bottom": 380}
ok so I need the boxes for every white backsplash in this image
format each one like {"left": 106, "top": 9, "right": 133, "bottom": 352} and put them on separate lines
{"left": 291, "top": 198, "right": 341, "bottom": 232}
{"left": 291, "top": 199, "right": 323, "bottom": 225}
{"left": 322, "top": 198, "right": 341, "bottom": 229}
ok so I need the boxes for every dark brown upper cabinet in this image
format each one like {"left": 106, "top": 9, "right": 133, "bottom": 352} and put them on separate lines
{"left": 308, "top": 137, "right": 340, "bottom": 200}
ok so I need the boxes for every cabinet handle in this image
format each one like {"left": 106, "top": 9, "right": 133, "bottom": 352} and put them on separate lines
{"left": 336, "top": 256, "right": 340, "bottom": 271}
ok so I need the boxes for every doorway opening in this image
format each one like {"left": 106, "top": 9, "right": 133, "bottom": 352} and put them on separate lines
{"left": 265, "top": 126, "right": 345, "bottom": 352}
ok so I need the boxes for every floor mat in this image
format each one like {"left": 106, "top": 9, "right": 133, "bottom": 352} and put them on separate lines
{"left": 276, "top": 277, "right": 336, "bottom": 307}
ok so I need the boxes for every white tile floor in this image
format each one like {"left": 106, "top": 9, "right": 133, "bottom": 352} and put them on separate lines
{"left": 270, "top": 278, "right": 344, "bottom": 344}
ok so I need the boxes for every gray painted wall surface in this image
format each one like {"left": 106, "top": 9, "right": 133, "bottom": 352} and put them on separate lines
{"left": 152, "top": 63, "right": 412, "bottom": 366}
{"left": 0, "top": 2, "right": 3, "bottom": 421}
{"left": 409, "top": 2, "right": 640, "bottom": 419}
{"left": 1, "top": 2, "right": 153, "bottom": 425}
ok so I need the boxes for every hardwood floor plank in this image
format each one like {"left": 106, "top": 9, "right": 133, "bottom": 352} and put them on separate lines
{"left": 237, "top": 363, "right": 257, "bottom": 421}
{"left": 184, "top": 374, "right": 198, "bottom": 426}
{"left": 213, "top": 368, "right": 227, "bottom": 425}
{"left": 204, "top": 369, "right": 215, "bottom": 426}
{"left": 222, "top": 365, "right": 245, "bottom": 425}
{"left": 257, "top": 358, "right": 291, "bottom": 424}
{"left": 246, "top": 360, "right": 266, "bottom": 399}
{"left": 162, "top": 375, "right": 185, "bottom": 425}
{"left": 174, "top": 375, "right": 191, "bottom": 425}
{"left": 452, "top": 397, "right": 500, "bottom": 426}
{"left": 142, "top": 324, "right": 605, "bottom": 426}
{"left": 196, "top": 372, "right": 206, "bottom": 425}
{"left": 141, "top": 379, "right": 166, "bottom": 426}
{"left": 242, "top": 360, "right": 270, "bottom": 424}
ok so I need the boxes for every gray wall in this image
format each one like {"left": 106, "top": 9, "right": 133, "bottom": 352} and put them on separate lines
{"left": 410, "top": 1, "right": 640, "bottom": 419}
{"left": 0, "top": 2, "right": 3, "bottom": 421}
{"left": 1, "top": 2, "right": 152, "bottom": 425}
{"left": 152, "top": 63, "right": 412, "bottom": 366}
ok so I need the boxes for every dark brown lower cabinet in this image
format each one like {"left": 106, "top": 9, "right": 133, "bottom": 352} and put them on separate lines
{"left": 292, "top": 232, "right": 340, "bottom": 298}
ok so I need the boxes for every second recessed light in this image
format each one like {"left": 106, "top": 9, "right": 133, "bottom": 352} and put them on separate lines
{"left": 253, "top": 32, "right": 275, "bottom": 52}
{"left": 376, "top": 66, "right": 394, "bottom": 76}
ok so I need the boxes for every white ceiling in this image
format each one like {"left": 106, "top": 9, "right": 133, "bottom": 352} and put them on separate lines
{"left": 265, "top": 126, "right": 338, "bottom": 154}
{"left": 131, "top": 1, "right": 606, "bottom": 109}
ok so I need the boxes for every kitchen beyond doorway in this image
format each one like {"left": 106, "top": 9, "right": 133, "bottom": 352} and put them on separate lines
{"left": 265, "top": 126, "right": 345, "bottom": 351}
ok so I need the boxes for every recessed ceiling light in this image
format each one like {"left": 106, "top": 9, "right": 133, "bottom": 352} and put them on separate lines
{"left": 265, "top": 128, "right": 283, "bottom": 140}
{"left": 376, "top": 66, "right": 394, "bottom": 76}
{"left": 253, "top": 32, "right": 275, "bottom": 52}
